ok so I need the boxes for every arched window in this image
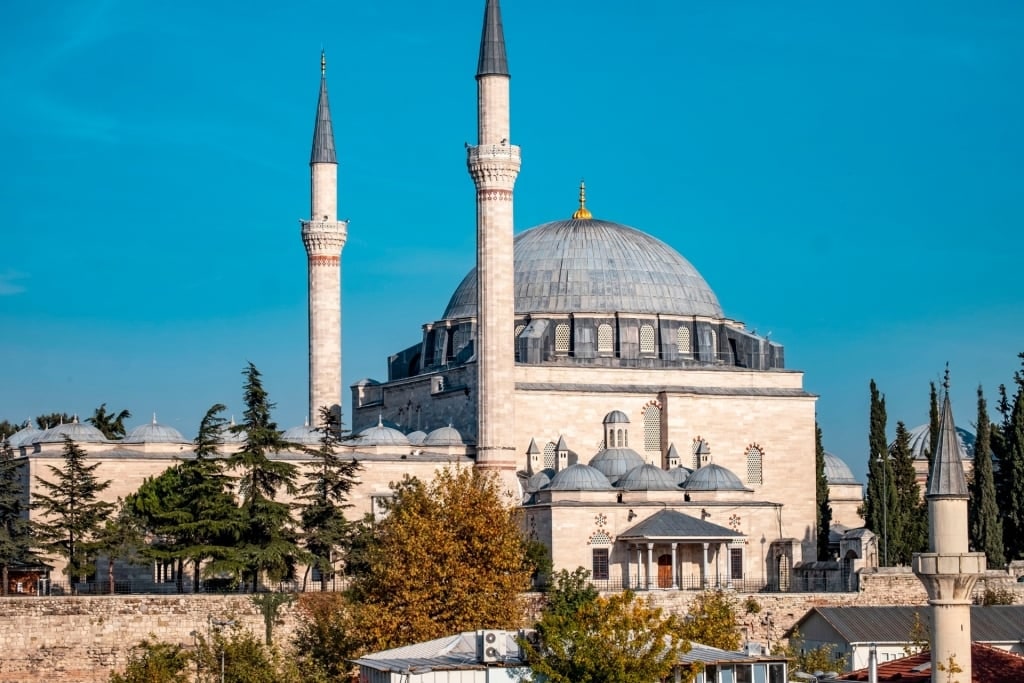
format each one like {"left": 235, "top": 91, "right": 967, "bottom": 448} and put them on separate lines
{"left": 677, "top": 327, "right": 691, "bottom": 355}
{"left": 643, "top": 404, "right": 661, "bottom": 453}
{"left": 745, "top": 444, "right": 764, "bottom": 485}
{"left": 555, "top": 323, "right": 571, "bottom": 353}
{"left": 598, "top": 324, "right": 613, "bottom": 354}
{"left": 543, "top": 442, "right": 556, "bottom": 469}
{"left": 514, "top": 324, "right": 525, "bottom": 362}
{"left": 710, "top": 329, "right": 718, "bottom": 360}
{"left": 616, "top": 428, "right": 624, "bottom": 447}
{"left": 639, "top": 324, "right": 656, "bottom": 354}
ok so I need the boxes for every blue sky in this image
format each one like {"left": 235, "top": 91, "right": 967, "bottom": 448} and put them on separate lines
{"left": 1, "top": 0, "right": 1022, "bottom": 483}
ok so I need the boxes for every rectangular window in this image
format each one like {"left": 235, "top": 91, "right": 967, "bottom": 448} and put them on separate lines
{"left": 592, "top": 548, "right": 609, "bottom": 581}
{"left": 730, "top": 548, "right": 743, "bottom": 580}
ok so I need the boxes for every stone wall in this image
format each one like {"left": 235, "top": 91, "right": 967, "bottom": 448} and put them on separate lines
{"left": 1, "top": 570, "right": 1020, "bottom": 682}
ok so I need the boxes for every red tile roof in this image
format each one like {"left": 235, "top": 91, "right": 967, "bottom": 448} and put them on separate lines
{"left": 837, "top": 643, "right": 1024, "bottom": 683}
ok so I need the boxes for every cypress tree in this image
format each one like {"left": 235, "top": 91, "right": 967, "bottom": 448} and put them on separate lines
{"left": 1001, "top": 354, "right": 1024, "bottom": 560}
{"left": 925, "top": 382, "right": 939, "bottom": 467}
{"left": 968, "top": 386, "right": 1005, "bottom": 567}
{"left": 890, "top": 421, "right": 926, "bottom": 564}
{"left": 814, "top": 422, "right": 832, "bottom": 560}
{"left": 865, "top": 380, "right": 896, "bottom": 564}
{"left": 229, "top": 363, "right": 304, "bottom": 590}
{"left": 33, "top": 436, "right": 114, "bottom": 586}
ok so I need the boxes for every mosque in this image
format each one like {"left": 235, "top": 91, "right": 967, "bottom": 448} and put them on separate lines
{"left": 6, "top": 0, "right": 873, "bottom": 590}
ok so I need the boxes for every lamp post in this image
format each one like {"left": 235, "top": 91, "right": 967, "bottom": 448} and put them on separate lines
{"left": 210, "top": 617, "right": 235, "bottom": 683}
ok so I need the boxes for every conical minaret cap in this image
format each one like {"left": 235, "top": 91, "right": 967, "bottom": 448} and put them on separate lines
{"left": 476, "top": 0, "right": 510, "bottom": 77}
{"left": 310, "top": 50, "right": 337, "bottom": 164}
{"left": 926, "top": 371, "right": 969, "bottom": 499}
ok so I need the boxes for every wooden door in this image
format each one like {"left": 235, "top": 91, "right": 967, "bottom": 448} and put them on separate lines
{"left": 657, "top": 554, "right": 673, "bottom": 588}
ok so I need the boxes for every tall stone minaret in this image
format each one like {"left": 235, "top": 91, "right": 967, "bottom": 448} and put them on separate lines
{"left": 912, "top": 369, "right": 986, "bottom": 683}
{"left": 302, "top": 52, "right": 347, "bottom": 426}
{"left": 467, "top": 0, "right": 521, "bottom": 492}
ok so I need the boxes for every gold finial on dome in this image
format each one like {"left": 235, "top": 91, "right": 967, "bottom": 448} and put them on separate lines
{"left": 321, "top": 50, "right": 326, "bottom": 76}
{"left": 572, "top": 179, "right": 592, "bottom": 220}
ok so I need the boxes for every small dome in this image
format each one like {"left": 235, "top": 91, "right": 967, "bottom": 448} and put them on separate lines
{"left": 525, "top": 468, "right": 556, "bottom": 492}
{"left": 217, "top": 418, "right": 247, "bottom": 444}
{"left": 406, "top": 430, "right": 427, "bottom": 446}
{"left": 902, "top": 424, "right": 975, "bottom": 461}
{"left": 589, "top": 447, "right": 645, "bottom": 483}
{"left": 614, "top": 464, "right": 679, "bottom": 491}
{"left": 603, "top": 410, "right": 630, "bottom": 425}
{"left": 123, "top": 414, "right": 187, "bottom": 444}
{"left": 6, "top": 423, "right": 41, "bottom": 448}
{"left": 547, "top": 463, "right": 614, "bottom": 491}
{"left": 282, "top": 420, "right": 321, "bottom": 445}
{"left": 666, "top": 465, "right": 693, "bottom": 485}
{"left": 423, "top": 425, "right": 464, "bottom": 447}
{"left": 34, "top": 418, "right": 107, "bottom": 444}
{"left": 355, "top": 418, "right": 411, "bottom": 447}
{"left": 681, "top": 463, "right": 750, "bottom": 492}
{"left": 824, "top": 452, "right": 858, "bottom": 484}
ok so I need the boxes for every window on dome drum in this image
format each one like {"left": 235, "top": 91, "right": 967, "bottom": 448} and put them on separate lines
{"left": 639, "top": 324, "right": 656, "bottom": 354}
{"left": 643, "top": 405, "right": 661, "bottom": 453}
{"left": 710, "top": 329, "right": 718, "bottom": 360}
{"left": 597, "top": 323, "right": 613, "bottom": 354}
{"left": 676, "top": 326, "right": 691, "bottom": 355}
{"left": 555, "top": 323, "right": 571, "bottom": 353}
{"left": 514, "top": 324, "right": 525, "bottom": 361}
{"left": 543, "top": 442, "right": 556, "bottom": 469}
{"left": 730, "top": 548, "right": 743, "bottom": 580}
{"left": 592, "top": 548, "right": 609, "bottom": 581}
{"left": 616, "top": 429, "right": 624, "bottom": 447}
{"left": 745, "top": 445, "right": 763, "bottom": 485}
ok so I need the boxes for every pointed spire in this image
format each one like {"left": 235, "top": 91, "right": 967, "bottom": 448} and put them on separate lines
{"left": 556, "top": 435, "right": 568, "bottom": 452}
{"left": 927, "top": 366, "right": 969, "bottom": 499}
{"left": 526, "top": 438, "right": 540, "bottom": 455}
{"left": 572, "top": 179, "right": 593, "bottom": 220}
{"left": 310, "top": 50, "right": 337, "bottom": 164}
{"left": 476, "top": 0, "right": 509, "bottom": 78}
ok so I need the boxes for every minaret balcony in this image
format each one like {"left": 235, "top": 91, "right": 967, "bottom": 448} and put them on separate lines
{"left": 467, "top": 143, "right": 521, "bottom": 165}
{"left": 301, "top": 220, "right": 348, "bottom": 253}
{"left": 912, "top": 552, "right": 986, "bottom": 577}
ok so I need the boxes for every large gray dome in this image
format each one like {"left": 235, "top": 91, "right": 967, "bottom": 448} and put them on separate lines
{"left": 443, "top": 219, "right": 723, "bottom": 319}
{"left": 124, "top": 415, "right": 188, "bottom": 444}
{"left": 901, "top": 424, "right": 975, "bottom": 461}
{"left": 681, "top": 463, "right": 750, "bottom": 492}
{"left": 615, "top": 464, "right": 679, "bottom": 491}
{"left": 548, "top": 463, "right": 614, "bottom": 491}
{"left": 589, "top": 447, "right": 645, "bottom": 484}
{"left": 34, "top": 419, "right": 107, "bottom": 444}
{"left": 824, "top": 452, "right": 859, "bottom": 485}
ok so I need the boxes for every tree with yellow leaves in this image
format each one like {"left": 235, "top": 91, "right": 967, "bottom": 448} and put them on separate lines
{"left": 347, "top": 466, "right": 532, "bottom": 652}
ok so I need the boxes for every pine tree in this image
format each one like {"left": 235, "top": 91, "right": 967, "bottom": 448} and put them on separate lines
{"left": 815, "top": 422, "right": 832, "bottom": 560}
{"left": 890, "top": 421, "right": 926, "bottom": 564}
{"left": 94, "top": 498, "right": 144, "bottom": 594}
{"left": 1000, "top": 354, "right": 1024, "bottom": 560}
{"left": 0, "top": 437, "right": 34, "bottom": 595}
{"left": 33, "top": 436, "right": 114, "bottom": 586}
{"left": 865, "top": 380, "right": 896, "bottom": 565}
{"left": 229, "top": 363, "right": 304, "bottom": 589}
{"left": 968, "top": 386, "right": 1005, "bottom": 567}
{"left": 296, "top": 406, "right": 361, "bottom": 591}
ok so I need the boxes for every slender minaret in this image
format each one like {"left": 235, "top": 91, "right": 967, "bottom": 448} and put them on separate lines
{"left": 302, "top": 51, "right": 347, "bottom": 426}
{"left": 912, "top": 369, "right": 986, "bottom": 683}
{"left": 467, "top": 0, "right": 521, "bottom": 491}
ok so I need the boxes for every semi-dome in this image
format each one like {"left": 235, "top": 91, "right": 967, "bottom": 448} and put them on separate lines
{"left": 442, "top": 219, "right": 723, "bottom": 319}
{"left": 6, "top": 423, "right": 41, "bottom": 448}
{"left": 525, "top": 468, "right": 556, "bottom": 492}
{"left": 667, "top": 465, "right": 693, "bottom": 485}
{"left": 423, "top": 425, "right": 464, "bottom": 447}
{"left": 589, "top": 447, "right": 645, "bottom": 483}
{"left": 681, "top": 463, "right": 750, "bottom": 492}
{"left": 615, "top": 464, "right": 679, "bottom": 491}
{"left": 124, "top": 415, "right": 188, "bottom": 444}
{"left": 824, "top": 452, "right": 859, "bottom": 484}
{"left": 547, "top": 463, "right": 614, "bottom": 491}
{"left": 355, "top": 418, "right": 411, "bottom": 447}
{"left": 34, "top": 418, "right": 107, "bottom": 444}
{"left": 406, "top": 430, "right": 427, "bottom": 446}
{"left": 901, "top": 424, "right": 975, "bottom": 461}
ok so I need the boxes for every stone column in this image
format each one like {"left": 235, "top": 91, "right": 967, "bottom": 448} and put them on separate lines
{"left": 670, "top": 542, "right": 679, "bottom": 589}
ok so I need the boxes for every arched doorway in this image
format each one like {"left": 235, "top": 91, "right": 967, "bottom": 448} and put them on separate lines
{"left": 657, "top": 554, "right": 673, "bottom": 588}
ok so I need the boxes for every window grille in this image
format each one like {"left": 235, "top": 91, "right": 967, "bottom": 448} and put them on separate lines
{"left": 677, "top": 326, "right": 691, "bottom": 354}
{"left": 514, "top": 324, "right": 525, "bottom": 361}
{"left": 555, "top": 323, "right": 571, "bottom": 353}
{"left": 589, "top": 530, "right": 612, "bottom": 545}
{"left": 598, "top": 324, "right": 613, "bottom": 353}
{"left": 643, "top": 404, "right": 661, "bottom": 452}
{"left": 639, "top": 324, "right": 656, "bottom": 354}
{"left": 745, "top": 444, "right": 763, "bottom": 485}
{"left": 543, "top": 442, "right": 556, "bottom": 469}
{"left": 592, "top": 548, "right": 610, "bottom": 580}
{"left": 691, "top": 439, "right": 703, "bottom": 470}
{"left": 730, "top": 548, "right": 743, "bottom": 580}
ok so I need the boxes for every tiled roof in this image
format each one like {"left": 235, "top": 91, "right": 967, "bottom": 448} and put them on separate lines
{"left": 791, "top": 606, "right": 1024, "bottom": 644}
{"left": 837, "top": 643, "right": 1024, "bottom": 682}
{"left": 618, "top": 509, "right": 742, "bottom": 540}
